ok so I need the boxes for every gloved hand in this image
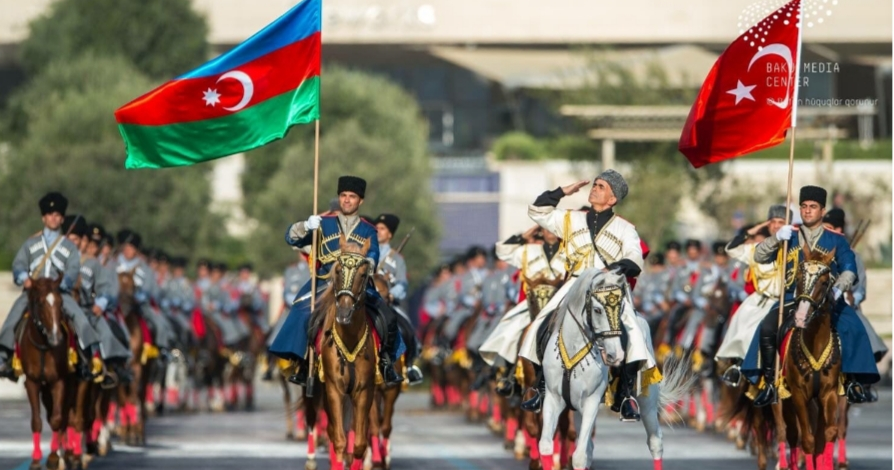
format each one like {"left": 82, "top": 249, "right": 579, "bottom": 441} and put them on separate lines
{"left": 390, "top": 284, "right": 406, "bottom": 300}
{"left": 134, "top": 291, "right": 148, "bottom": 304}
{"left": 775, "top": 225, "right": 794, "bottom": 241}
{"left": 305, "top": 215, "right": 322, "bottom": 231}
{"left": 832, "top": 287, "right": 843, "bottom": 301}
{"left": 695, "top": 297, "right": 708, "bottom": 309}
{"left": 833, "top": 271, "right": 855, "bottom": 294}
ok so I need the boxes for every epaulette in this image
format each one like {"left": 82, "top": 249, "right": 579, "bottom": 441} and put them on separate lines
{"left": 358, "top": 218, "right": 377, "bottom": 229}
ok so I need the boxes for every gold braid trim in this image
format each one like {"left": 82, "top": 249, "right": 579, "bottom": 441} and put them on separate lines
{"left": 800, "top": 332, "right": 837, "bottom": 372}
{"left": 331, "top": 324, "right": 369, "bottom": 363}
{"left": 557, "top": 324, "right": 593, "bottom": 370}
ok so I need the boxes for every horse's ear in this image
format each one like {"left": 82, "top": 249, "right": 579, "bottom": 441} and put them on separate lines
{"left": 827, "top": 247, "right": 837, "bottom": 263}
{"left": 339, "top": 233, "right": 347, "bottom": 249}
{"left": 801, "top": 241, "right": 813, "bottom": 261}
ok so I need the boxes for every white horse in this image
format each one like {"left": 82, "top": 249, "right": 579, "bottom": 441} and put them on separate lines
{"left": 538, "top": 269, "right": 695, "bottom": 470}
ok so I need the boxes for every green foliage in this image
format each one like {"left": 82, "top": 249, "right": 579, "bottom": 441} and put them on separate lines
{"left": 615, "top": 151, "right": 689, "bottom": 248}
{"left": 0, "top": 54, "right": 218, "bottom": 261}
{"left": 492, "top": 131, "right": 546, "bottom": 160}
{"left": 242, "top": 67, "right": 441, "bottom": 285}
{"left": 19, "top": 0, "right": 208, "bottom": 79}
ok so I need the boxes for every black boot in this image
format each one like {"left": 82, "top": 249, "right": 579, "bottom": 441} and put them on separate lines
{"left": 380, "top": 354, "right": 403, "bottom": 385}
{"left": 520, "top": 370, "right": 544, "bottom": 413}
{"left": 752, "top": 335, "right": 778, "bottom": 408}
{"left": 844, "top": 375, "right": 868, "bottom": 404}
{"left": 0, "top": 358, "right": 15, "bottom": 381}
{"left": 262, "top": 366, "right": 274, "bottom": 382}
{"left": 288, "top": 359, "right": 309, "bottom": 386}
{"left": 611, "top": 362, "right": 642, "bottom": 422}
{"left": 496, "top": 375, "right": 516, "bottom": 397}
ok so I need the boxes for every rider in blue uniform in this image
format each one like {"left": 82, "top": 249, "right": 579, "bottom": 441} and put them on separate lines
{"left": 743, "top": 185, "right": 880, "bottom": 407}
{"left": 268, "top": 176, "right": 405, "bottom": 391}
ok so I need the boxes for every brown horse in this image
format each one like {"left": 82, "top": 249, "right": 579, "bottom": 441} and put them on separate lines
{"left": 226, "top": 296, "right": 267, "bottom": 411}
{"left": 19, "top": 275, "right": 71, "bottom": 470}
{"left": 515, "top": 276, "right": 577, "bottom": 470}
{"left": 116, "top": 270, "right": 154, "bottom": 446}
{"left": 778, "top": 246, "right": 841, "bottom": 470}
{"left": 304, "top": 235, "right": 378, "bottom": 470}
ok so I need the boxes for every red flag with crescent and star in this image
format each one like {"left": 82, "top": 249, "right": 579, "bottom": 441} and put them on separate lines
{"left": 679, "top": 0, "right": 802, "bottom": 168}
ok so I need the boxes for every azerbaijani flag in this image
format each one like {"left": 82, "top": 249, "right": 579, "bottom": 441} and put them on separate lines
{"left": 115, "top": 0, "right": 321, "bottom": 169}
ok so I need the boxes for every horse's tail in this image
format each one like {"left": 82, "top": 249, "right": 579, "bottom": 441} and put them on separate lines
{"left": 726, "top": 385, "right": 776, "bottom": 450}
{"left": 656, "top": 352, "right": 698, "bottom": 423}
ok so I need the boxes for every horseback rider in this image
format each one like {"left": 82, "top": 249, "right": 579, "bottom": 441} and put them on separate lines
{"left": 234, "top": 263, "right": 270, "bottom": 334}
{"left": 822, "top": 208, "right": 887, "bottom": 402}
{"left": 744, "top": 186, "right": 880, "bottom": 407}
{"left": 635, "top": 252, "right": 671, "bottom": 340}
{"left": 262, "top": 250, "right": 311, "bottom": 381}
{"left": 715, "top": 204, "right": 791, "bottom": 386}
{"left": 204, "top": 262, "right": 250, "bottom": 349}
{"left": 0, "top": 192, "right": 102, "bottom": 380}
{"left": 374, "top": 213, "right": 424, "bottom": 385}
{"left": 440, "top": 246, "right": 488, "bottom": 348}
{"left": 269, "top": 175, "right": 405, "bottom": 388}
{"left": 65, "top": 215, "right": 132, "bottom": 388}
{"left": 161, "top": 256, "right": 197, "bottom": 348}
{"left": 480, "top": 224, "right": 567, "bottom": 396}
{"left": 109, "top": 229, "right": 175, "bottom": 360}
{"left": 519, "top": 170, "right": 656, "bottom": 422}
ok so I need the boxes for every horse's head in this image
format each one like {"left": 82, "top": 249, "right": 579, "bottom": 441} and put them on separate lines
{"left": 587, "top": 271, "right": 627, "bottom": 367}
{"left": 333, "top": 234, "right": 373, "bottom": 325}
{"left": 27, "top": 274, "right": 65, "bottom": 347}
{"left": 525, "top": 275, "right": 563, "bottom": 317}
{"left": 793, "top": 245, "right": 836, "bottom": 329}
{"left": 117, "top": 269, "right": 136, "bottom": 315}
{"left": 704, "top": 273, "right": 732, "bottom": 327}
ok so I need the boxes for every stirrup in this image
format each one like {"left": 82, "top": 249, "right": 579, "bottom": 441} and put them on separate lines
{"left": 619, "top": 396, "right": 641, "bottom": 422}
{"left": 721, "top": 365, "right": 743, "bottom": 388}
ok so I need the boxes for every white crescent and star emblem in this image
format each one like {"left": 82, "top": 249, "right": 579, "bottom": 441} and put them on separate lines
{"left": 727, "top": 43, "right": 794, "bottom": 109}
{"left": 201, "top": 69, "right": 255, "bottom": 112}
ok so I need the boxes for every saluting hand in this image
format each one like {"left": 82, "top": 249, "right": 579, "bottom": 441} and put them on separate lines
{"left": 92, "top": 305, "right": 103, "bottom": 316}
{"left": 562, "top": 180, "right": 590, "bottom": 195}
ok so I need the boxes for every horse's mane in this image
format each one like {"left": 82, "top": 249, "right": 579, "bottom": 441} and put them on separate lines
{"left": 548, "top": 268, "right": 625, "bottom": 332}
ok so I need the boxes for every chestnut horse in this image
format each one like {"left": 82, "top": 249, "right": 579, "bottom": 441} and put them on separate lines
{"left": 19, "top": 275, "right": 72, "bottom": 470}
{"left": 116, "top": 270, "right": 154, "bottom": 446}
{"left": 303, "top": 235, "right": 378, "bottom": 470}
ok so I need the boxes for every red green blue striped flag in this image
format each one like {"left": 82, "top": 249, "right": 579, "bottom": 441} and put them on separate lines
{"left": 115, "top": 0, "right": 321, "bottom": 169}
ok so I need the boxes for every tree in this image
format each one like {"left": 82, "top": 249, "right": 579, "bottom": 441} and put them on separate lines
{"left": 19, "top": 0, "right": 208, "bottom": 80}
{"left": 0, "top": 54, "right": 223, "bottom": 261}
{"left": 242, "top": 67, "right": 441, "bottom": 285}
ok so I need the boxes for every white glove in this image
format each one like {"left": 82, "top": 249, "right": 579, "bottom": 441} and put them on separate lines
{"left": 305, "top": 215, "right": 322, "bottom": 231}
{"left": 832, "top": 287, "right": 842, "bottom": 301}
{"left": 775, "top": 224, "right": 794, "bottom": 241}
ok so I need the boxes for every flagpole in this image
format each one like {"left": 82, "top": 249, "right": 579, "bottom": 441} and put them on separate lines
{"left": 773, "top": 4, "right": 804, "bottom": 392}
{"left": 306, "top": 118, "right": 320, "bottom": 397}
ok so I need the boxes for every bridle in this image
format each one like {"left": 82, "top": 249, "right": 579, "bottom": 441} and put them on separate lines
{"left": 568, "top": 282, "right": 626, "bottom": 354}
{"left": 794, "top": 259, "right": 834, "bottom": 323}
{"left": 334, "top": 252, "right": 371, "bottom": 315}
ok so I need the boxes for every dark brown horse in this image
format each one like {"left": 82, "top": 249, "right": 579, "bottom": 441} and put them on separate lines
{"left": 226, "top": 296, "right": 267, "bottom": 411}
{"left": 303, "top": 235, "right": 378, "bottom": 470}
{"left": 20, "top": 275, "right": 71, "bottom": 470}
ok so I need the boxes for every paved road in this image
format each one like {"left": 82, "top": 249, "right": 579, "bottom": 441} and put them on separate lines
{"left": 0, "top": 381, "right": 890, "bottom": 470}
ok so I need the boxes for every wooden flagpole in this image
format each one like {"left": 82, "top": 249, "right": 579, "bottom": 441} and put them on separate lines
{"left": 773, "top": 6, "right": 804, "bottom": 393}
{"left": 306, "top": 119, "right": 320, "bottom": 396}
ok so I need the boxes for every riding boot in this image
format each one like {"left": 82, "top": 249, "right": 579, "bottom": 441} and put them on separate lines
{"left": 496, "top": 374, "right": 517, "bottom": 397}
{"left": 752, "top": 334, "right": 778, "bottom": 408}
{"left": 379, "top": 354, "right": 403, "bottom": 385}
{"left": 611, "top": 361, "right": 642, "bottom": 422}
{"left": 379, "top": 302, "right": 404, "bottom": 385}
{"left": 843, "top": 374, "right": 868, "bottom": 404}
{"left": 288, "top": 358, "right": 310, "bottom": 386}
{"left": 721, "top": 358, "right": 743, "bottom": 387}
{"left": 0, "top": 352, "right": 14, "bottom": 380}
{"left": 520, "top": 369, "right": 545, "bottom": 413}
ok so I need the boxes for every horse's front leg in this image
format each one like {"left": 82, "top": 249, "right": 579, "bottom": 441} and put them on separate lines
{"left": 571, "top": 387, "right": 602, "bottom": 470}
{"left": 325, "top": 382, "right": 348, "bottom": 470}
{"left": 368, "top": 389, "right": 383, "bottom": 469}
{"left": 818, "top": 377, "right": 840, "bottom": 470}
{"left": 47, "top": 378, "right": 66, "bottom": 470}
{"left": 350, "top": 384, "right": 374, "bottom": 470}
{"left": 26, "top": 379, "right": 44, "bottom": 470}
{"left": 538, "top": 389, "right": 563, "bottom": 470}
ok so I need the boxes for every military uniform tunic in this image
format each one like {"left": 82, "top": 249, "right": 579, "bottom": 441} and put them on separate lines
{"left": 79, "top": 255, "right": 131, "bottom": 360}
{"left": 0, "top": 229, "right": 99, "bottom": 354}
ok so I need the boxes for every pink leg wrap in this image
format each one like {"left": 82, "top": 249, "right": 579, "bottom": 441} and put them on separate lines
{"left": 791, "top": 448, "right": 801, "bottom": 470}
{"left": 307, "top": 431, "right": 316, "bottom": 455}
{"left": 838, "top": 438, "right": 847, "bottom": 464}
{"left": 478, "top": 393, "right": 489, "bottom": 414}
{"left": 539, "top": 455, "right": 554, "bottom": 470}
{"left": 146, "top": 385, "right": 155, "bottom": 405}
{"left": 371, "top": 436, "right": 383, "bottom": 464}
{"left": 653, "top": 459, "right": 663, "bottom": 470}
{"left": 779, "top": 442, "right": 789, "bottom": 469}
{"left": 91, "top": 420, "right": 102, "bottom": 442}
{"left": 382, "top": 438, "right": 390, "bottom": 461}
{"left": 505, "top": 417, "right": 518, "bottom": 442}
{"left": 688, "top": 395, "right": 696, "bottom": 417}
{"left": 822, "top": 442, "right": 834, "bottom": 470}
{"left": 167, "top": 387, "right": 179, "bottom": 406}
{"left": 469, "top": 391, "right": 479, "bottom": 409}
{"left": 107, "top": 403, "right": 117, "bottom": 425}
{"left": 492, "top": 401, "right": 502, "bottom": 423}
{"left": 431, "top": 385, "right": 445, "bottom": 405}
{"left": 347, "top": 430, "right": 355, "bottom": 454}
{"left": 702, "top": 389, "right": 715, "bottom": 423}
{"left": 806, "top": 453, "right": 815, "bottom": 470}
{"left": 32, "top": 433, "right": 42, "bottom": 461}
{"left": 71, "top": 431, "right": 82, "bottom": 456}
{"left": 50, "top": 431, "right": 61, "bottom": 452}
{"left": 525, "top": 430, "right": 540, "bottom": 459}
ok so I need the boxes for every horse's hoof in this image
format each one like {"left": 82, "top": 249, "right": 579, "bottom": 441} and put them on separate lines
{"left": 286, "top": 431, "right": 295, "bottom": 441}
{"left": 81, "top": 454, "right": 93, "bottom": 469}
{"left": 305, "top": 459, "right": 318, "bottom": 470}
{"left": 735, "top": 437, "right": 746, "bottom": 450}
{"left": 47, "top": 454, "right": 60, "bottom": 470}
{"left": 839, "top": 461, "right": 849, "bottom": 470}
{"left": 29, "top": 460, "right": 41, "bottom": 470}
